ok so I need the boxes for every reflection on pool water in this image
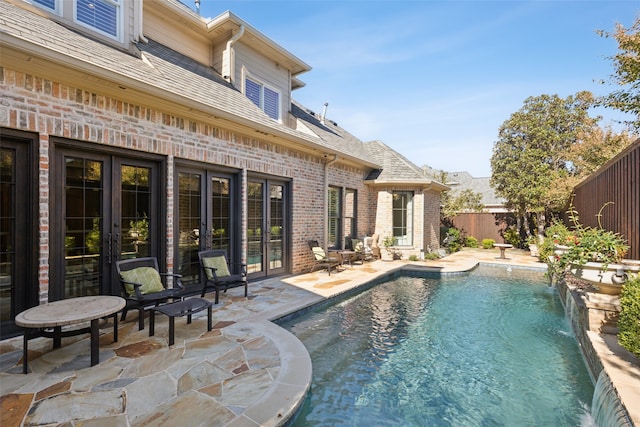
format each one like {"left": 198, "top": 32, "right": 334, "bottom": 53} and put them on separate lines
{"left": 280, "top": 266, "right": 594, "bottom": 426}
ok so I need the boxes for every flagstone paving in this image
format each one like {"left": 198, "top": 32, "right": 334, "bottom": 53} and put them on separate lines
{"left": 1, "top": 249, "right": 637, "bottom": 426}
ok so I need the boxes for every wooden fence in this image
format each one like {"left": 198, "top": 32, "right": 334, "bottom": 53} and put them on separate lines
{"left": 572, "top": 140, "right": 639, "bottom": 260}
{"left": 452, "top": 212, "right": 515, "bottom": 244}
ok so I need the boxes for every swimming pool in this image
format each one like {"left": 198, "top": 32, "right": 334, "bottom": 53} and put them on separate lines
{"left": 280, "top": 265, "right": 594, "bottom": 426}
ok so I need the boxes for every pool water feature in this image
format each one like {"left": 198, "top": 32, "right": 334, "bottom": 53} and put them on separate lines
{"left": 281, "top": 266, "right": 595, "bottom": 426}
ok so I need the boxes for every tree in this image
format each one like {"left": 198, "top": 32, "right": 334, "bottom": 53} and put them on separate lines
{"left": 436, "top": 171, "right": 484, "bottom": 227}
{"left": 490, "top": 92, "right": 599, "bottom": 239}
{"left": 566, "top": 126, "right": 634, "bottom": 176}
{"left": 598, "top": 16, "right": 640, "bottom": 132}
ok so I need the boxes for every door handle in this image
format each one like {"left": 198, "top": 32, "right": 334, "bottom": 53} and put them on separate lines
{"left": 106, "top": 232, "right": 112, "bottom": 264}
{"left": 113, "top": 232, "right": 120, "bottom": 261}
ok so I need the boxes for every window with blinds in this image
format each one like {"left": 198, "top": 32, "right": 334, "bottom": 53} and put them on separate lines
{"left": 245, "top": 77, "right": 280, "bottom": 121}
{"left": 76, "top": 0, "right": 119, "bottom": 38}
{"left": 28, "top": 0, "right": 121, "bottom": 40}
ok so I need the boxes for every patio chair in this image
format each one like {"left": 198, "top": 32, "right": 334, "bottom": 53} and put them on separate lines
{"left": 351, "top": 237, "right": 373, "bottom": 262}
{"left": 198, "top": 250, "right": 248, "bottom": 304}
{"left": 363, "top": 236, "right": 377, "bottom": 260}
{"left": 370, "top": 233, "right": 382, "bottom": 260}
{"left": 116, "top": 257, "right": 186, "bottom": 330}
{"left": 308, "top": 240, "right": 341, "bottom": 275}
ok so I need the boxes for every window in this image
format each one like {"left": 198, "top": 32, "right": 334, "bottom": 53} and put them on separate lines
{"left": 31, "top": 0, "right": 57, "bottom": 10}
{"left": 392, "top": 191, "right": 413, "bottom": 246}
{"left": 327, "top": 187, "right": 341, "bottom": 249}
{"left": 245, "top": 77, "right": 280, "bottom": 121}
{"left": 28, "top": 0, "right": 121, "bottom": 40}
{"left": 344, "top": 189, "right": 357, "bottom": 238}
{"left": 76, "top": 0, "right": 120, "bottom": 38}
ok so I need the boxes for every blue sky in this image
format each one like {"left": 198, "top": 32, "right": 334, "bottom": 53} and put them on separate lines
{"left": 190, "top": 1, "right": 638, "bottom": 177}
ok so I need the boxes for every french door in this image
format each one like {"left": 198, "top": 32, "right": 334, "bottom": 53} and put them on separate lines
{"left": 51, "top": 144, "right": 162, "bottom": 300}
{"left": 0, "top": 130, "right": 37, "bottom": 339}
{"left": 175, "top": 168, "right": 237, "bottom": 292}
{"left": 247, "top": 179, "right": 288, "bottom": 278}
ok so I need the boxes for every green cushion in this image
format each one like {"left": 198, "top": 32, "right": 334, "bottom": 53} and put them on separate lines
{"left": 202, "top": 256, "right": 230, "bottom": 279}
{"left": 352, "top": 239, "right": 364, "bottom": 252}
{"left": 120, "top": 267, "right": 164, "bottom": 297}
{"left": 312, "top": 246, "right": 326, "bottom": 261}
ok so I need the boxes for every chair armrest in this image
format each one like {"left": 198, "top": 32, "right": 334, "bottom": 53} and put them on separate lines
{"left": 202, "top": 266, "right": 220, "bottom": 281}
{"left": 159, "top": 272, "right": 184, "bottom": 289}
{"left": 228, "top": 262, "right": 248, "bottom": 277}
{"left": 121, "top": 279, "right": 144, "bottom": 299}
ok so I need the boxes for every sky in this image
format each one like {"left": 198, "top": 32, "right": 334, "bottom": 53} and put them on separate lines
{"left": 189, "top": 0, "right": 638, "bottom": 177}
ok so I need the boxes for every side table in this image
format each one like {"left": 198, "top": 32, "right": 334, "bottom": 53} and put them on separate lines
{"left": 338, "top": 250, "right": 355, "bottom": 267}
{"left": 149, "top": 298, "right": 212, "bottom": 346}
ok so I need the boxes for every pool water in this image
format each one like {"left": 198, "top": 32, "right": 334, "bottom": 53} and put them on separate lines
{"left": 281, "top": 266, "right": 594, "bottom": 426}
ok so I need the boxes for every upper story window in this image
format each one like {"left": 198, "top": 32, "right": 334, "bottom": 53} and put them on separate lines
{"left": 76, "top": 0, "right": 119, "bottom": 38}
{"left": 28, "top": 0, "right": 122, "bottom": 40}
{"left": 31, "top": 0, "right": 56, "bottom": 10}
{"left": 245, "top": 77, "right": 280, "bottom": 121}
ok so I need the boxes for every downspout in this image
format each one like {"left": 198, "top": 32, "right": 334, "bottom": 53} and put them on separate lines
{"left": 136, "top": 0, "right": 148, "bottom": 43}
{"left": 241, "top": 168, "right": 247, "bottom": 266}
{"left": 323, "top": 154, "right": 339, "bottom": 252}
{"left": 225, "top": 25, "right": 245, "bottom": 85}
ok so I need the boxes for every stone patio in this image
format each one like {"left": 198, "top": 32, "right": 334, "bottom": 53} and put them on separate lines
{"left": 1, "top": 249, "right": 638, "bottom": 426}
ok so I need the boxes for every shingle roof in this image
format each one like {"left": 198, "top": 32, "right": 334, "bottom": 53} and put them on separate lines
{"left": 0, "top": 1, "right": 370, "bottom": 163}
{"left": 423, "top": 167, "right": 506, "bottom": 206}
{"left": 363, "top": 141, "right": 447, "bottom": 188}
{"left": 0, "top": 0, "right": 447, "bottom": 185}
{"left": 289, "top": 101, "right": 378, "bottom": 165}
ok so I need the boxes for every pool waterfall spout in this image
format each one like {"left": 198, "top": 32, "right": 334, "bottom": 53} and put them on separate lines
{"left": 591, "top": 371, "right": 632, "bottom": 427}
{"left": 560, "top": 282, "right": 634, "bottom": 426}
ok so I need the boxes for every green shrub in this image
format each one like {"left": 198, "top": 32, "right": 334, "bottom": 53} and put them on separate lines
{"left": 408, "top": 254, "right": 419, "bottom": 261}
{"left": 481, "top": 238, "right": 495, "bottom": 249}
{"left": 504, "top": 227, "right": 525, "bottom": 248}
{"left": 443, "top": 228, "right": 462, "bottom": 253}
{"left": 465, "top": 236, "right": 479, "bottom": 248}
{"left": 539, "top": 220, "right": 574, "bottom": 276}
{"left": 618, "top": 275, "right": 640, "bottom": 359}
{"left": 424, "top": 252, "right": 440, "bottom": 260}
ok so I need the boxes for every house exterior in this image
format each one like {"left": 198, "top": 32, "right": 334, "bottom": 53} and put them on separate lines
{"left": 0, "top": 0, "right": 446, "bottom": 339}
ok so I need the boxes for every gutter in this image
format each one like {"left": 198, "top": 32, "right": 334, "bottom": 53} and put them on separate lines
{"left": 135, "top": 0, "right": 149, "bottom": 43}
{"left": 1, "top": 34, "right": 381, "bottom": 169}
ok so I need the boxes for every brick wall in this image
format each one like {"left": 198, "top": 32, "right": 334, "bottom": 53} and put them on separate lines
{"left": 0, "top": 66, "right": 372, "bottom": 300}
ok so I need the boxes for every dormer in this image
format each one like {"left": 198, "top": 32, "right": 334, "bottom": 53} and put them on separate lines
{"left": 142, "top": 3, "right": 311, "bottom": 124}
{"left": 14, "top": 0, "right": 142, "bottom": 51}
{"left": 206, "top": 11, "right": 311, "bottom": 122}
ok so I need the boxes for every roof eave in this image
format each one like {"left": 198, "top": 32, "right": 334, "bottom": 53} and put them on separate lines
{"left": 1, "top": 34, "right": 379, "bottom": 169}
{"left": 365, "top": 179, "right": 450, "bottom": 192}
{"left": 205, "top": 10, "right": 312, "bottom": 76}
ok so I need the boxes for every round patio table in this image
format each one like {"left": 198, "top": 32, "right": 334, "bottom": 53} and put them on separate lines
{"left": 15, "top": 295, "right": 125, "bottom": 373}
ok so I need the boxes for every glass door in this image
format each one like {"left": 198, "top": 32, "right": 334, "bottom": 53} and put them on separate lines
{"left": 247, "top": 180, "right": 288, "bottom": 278}
{"left": 62, "top": 156, "right": 107, "bottom": 297}
{"left": 0, "top": 135, "right": 36, "bottom": 338}
{"left": 176, "top": 169, "right": 234, "bottom": 290}
{"left": 52, "top": 146, "right": 160, "bottom": 299}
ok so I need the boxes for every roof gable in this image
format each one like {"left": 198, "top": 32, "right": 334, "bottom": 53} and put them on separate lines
{"left": 364, "top": 141, "right": 447, "bottom": 190}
